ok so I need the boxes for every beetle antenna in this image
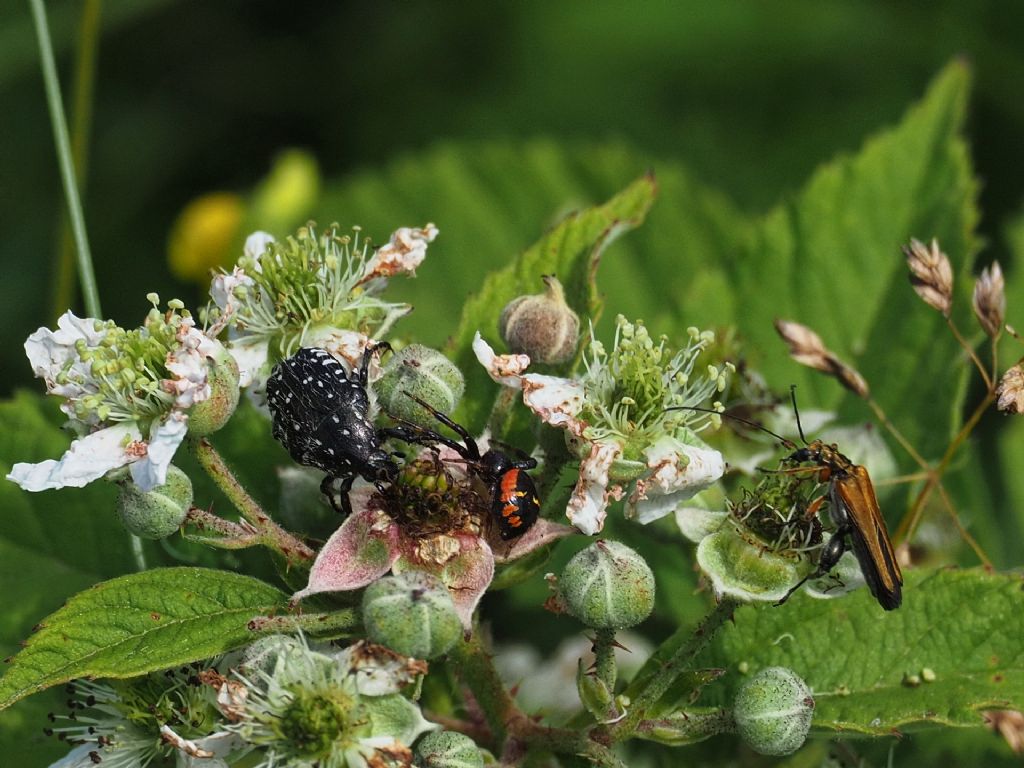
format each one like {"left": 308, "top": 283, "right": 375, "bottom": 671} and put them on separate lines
{"left": 789, "top": 385, "right": 809, "bottom": 445}
{"left": 666, "top": 405, "right": 796, "bottom": 449}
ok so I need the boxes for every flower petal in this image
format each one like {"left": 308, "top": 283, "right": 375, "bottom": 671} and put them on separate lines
{"left": 24, "top": 311, "right": 107, "bottom": 402}
{"left": 361, "top": 223, "right": 438, "bottom": 281}
{"left": 208, "top": 267, "right": 256, "bottom": 335}
{"left": 243, "top": 231, "right": 275, "bottom": 264}
{"left": 294, "top": 492, "right": 401, "bottom": 600}
{"left": 395, "top": 534, "right": 494, "bottom": 631}
{"left": 164, "top": 320, "right": 217, "bottom": 409}
{"left": 627, "top": 437, "right": 725, "bottom": 525}
{"left": 226, "top": 336, "right": 270, "bottom": 391}
{"left": 472, "top": 332, "right": 531, "bottom": 388}
{"left": 674, "top": 506, "right": 730, "bottom": 543}
{"left": 566, "top": 441, "right": 622, "bottom": 535}
{"left": 7, "top": 422, "right": 142, "bottom": 491}
{"left": 492, "top": 518, "right": 576, "bottom": 564}
{"left": 130, "top": 412, "right": 189, "bottom": 491}
{"left": 521, "top": 373, "right": 587, "bottom": 435}
{"left": 334, "top": 640, "right": 428, "bottom": 696}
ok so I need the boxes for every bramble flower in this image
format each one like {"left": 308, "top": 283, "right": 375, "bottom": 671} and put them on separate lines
{"left": 45, "top": 665, "right": 245, "bottom": 768}
{"left": 208, "top": 222, "right": 437, "bottom": 402}
{"left": 8, "top": 297, "right": 236, "bottom": 493}
{"left": 228, "top": 635, "right": 435, "bottom": 768}
{"left": 294, "top": 449, "right": 574, "bottom": 630}
{"left": 474, "top": 317, "right": 731, "bottom": 535}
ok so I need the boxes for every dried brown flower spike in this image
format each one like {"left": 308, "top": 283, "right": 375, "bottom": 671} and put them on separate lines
{"left": 996, "top": 364, "right": 1024, "bottom": 414}
{"left": 972, "top": 261, "right": 1005, "bottom": 339}
{"left": 903, "top": 238, "right": 953, "bottom": 317}
{"left": 773, "top": 319, "right": 870, "bottom": 399}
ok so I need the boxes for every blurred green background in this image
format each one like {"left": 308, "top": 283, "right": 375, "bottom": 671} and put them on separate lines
{"left": 5, "top": 0, "right": 1024, "bottom": 393}
{"left": 5, "top": 2, "right": 1024, "bottom": 764}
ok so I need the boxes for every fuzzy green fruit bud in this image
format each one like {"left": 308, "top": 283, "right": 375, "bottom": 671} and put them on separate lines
{"left": 414, "top": 730, "right": 484, "bottom": 768}
{"left": 116, "top": 464, "right": 192, "bottom": 539}
{"left": 375, "top": 345, "right": 465, "bottom": 429}
{"left": 559, "top": 541, "right": 655, "bottom": 629}
{"left": 733, "top": 666, "right": 814, "bottom": 756}
{"left": 362, "top": 572, "right": 462, "bottom": 659}
{"left": 499, "top": 275, "right": 580, "bottom": 364}
{"left": 187, "top": 341, "right": 240, "bottom": 436}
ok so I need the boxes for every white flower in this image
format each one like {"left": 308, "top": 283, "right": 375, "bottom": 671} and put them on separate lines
{"left": 474, "top": 318, "right": 731, "bottom": 534}
{"left": 208, "top": 222, "right": 437, "bottom": 405}
{"left": 7, "top": 299, "right": 230, "bottom": 493}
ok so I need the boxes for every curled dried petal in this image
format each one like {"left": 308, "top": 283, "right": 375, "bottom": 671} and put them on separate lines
{"left": 973, "top": 261, "right": 1005, "bottom": 338}
{"left": 997, "top": 365, "right": 1024, "bottom": 414}
{"left": 903, "top": 237, "right": 953, "bottom": 317}
{"left": 986, "top": 710, "right": 1024, "bottom": 754}
{"left": 773, "top": 319, "right": 870, "bottom": 398}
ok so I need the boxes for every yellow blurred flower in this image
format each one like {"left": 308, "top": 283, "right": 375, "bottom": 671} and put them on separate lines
{"left": 167, "top": 192, "right": 244, "bottom": 282}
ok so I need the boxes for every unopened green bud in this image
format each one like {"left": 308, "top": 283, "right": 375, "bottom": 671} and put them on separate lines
{"left": 499, "top": 275, "right": 580, "bottom": 364}
{"left": 187, "top": 341, "right": 240, "bottom": 436}
{"left": 116, "top": 465, "right": 192, "bottom": 539}
{"left": 414, "top": 730, "right": 484, "bottom": 768}
{"left": 559, "top": 541, "right": 655, "bottom": 629}
{"left": 733, "top": 666, "right": 814, "bottom": 756}
{"left": 362, "top": 572, "right": 462, "bottom": 659}
{"left": 375, "top": 345, "right": 465, "bottom": 428}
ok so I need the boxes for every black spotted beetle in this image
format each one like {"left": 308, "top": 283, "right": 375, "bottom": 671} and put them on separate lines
{"left": 267, "top": 344, "right": 415, "bottom": 515}
{"left": 400, "top": 393, "right": 541, "bottom": 540}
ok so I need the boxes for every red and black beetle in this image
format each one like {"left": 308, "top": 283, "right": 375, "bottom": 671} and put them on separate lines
{"left": 401, "top": 393, "right": 541, "bottom": 540}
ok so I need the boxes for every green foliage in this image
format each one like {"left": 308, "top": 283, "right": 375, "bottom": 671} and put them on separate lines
{"left": 697, "top": 568, "right": 1024, "bottom": 736}
{"left": 0, "top": 567, "right": 287, "bottom": 710}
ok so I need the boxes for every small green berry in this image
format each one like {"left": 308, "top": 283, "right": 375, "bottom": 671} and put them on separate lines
{"left": 733, "top": 666, "right": 814, "bottom": 756}
{"left": 375, "top": 345, "right": 465, "bottom": 428}
{"left": 559, "top": 541, "right": 655, "bottom": 629}
{"left": 116, "top": 465, "right": 192, "bottom": 539}
{"left": 414, "top": 730, "right": 484, "bottom": 768}
{"left": 187, "top": 341, "right": 240, "bottom": 436}
{"left": 362, "top": 572, "right": 462, "bottom": 659}
{"left": 499, "top": 275, "right": 580, "bottom": 364}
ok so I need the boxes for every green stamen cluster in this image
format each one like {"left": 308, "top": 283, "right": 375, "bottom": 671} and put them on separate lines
{"left": 277, "top": 686, "right": 356, "bottom": 757}
{"left": 221, "top": 223, "right": 409, "bottom": 356}
{"left": 580, "top": 316, "right": 731, "bottom": 451}
{"left": 729, "top": 472, "right": 825, "bottom": 556}
{"left": 62, "top": 296, "right": 196, "bottom": 425}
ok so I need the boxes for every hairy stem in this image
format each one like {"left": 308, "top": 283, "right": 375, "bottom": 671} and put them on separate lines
{"left": 189, "top": 437, "right": 314, "bottom": 567}
{"left": 593, "top": 627, "right": 618, "bottom": 695}
{"left": 607, "top": 597, "right": 737, "bottom": 741}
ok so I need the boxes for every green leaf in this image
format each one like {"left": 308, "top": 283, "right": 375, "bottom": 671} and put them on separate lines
{"left": 729, "top": 61, "right": 978, "bottom": 463}
{"left": 696, "top": 568, "right": 1024, "bottom": 735}
{"left": 448, "top": 173, "right": 656, "bottom": 427}
{"left": 0, "top": 567, "right": 287, "bottom": 710}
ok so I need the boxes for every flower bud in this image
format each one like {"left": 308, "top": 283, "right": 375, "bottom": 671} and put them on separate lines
{"left": 973, "top": 261, "right": 1005, "bottom": 339}
{"left": 414, "top": 730, "right": 484, "bottom": 768}
{"left": 362, "top": 572, "right": 462, "bottom": 659}
{"left": 187, "top": 342, "right": 240, "bottom": 436}
{"left": 499, "top": 275, "right": 580, "bottom": 364}
{"left": 559, "top": 541, "right": 655, "bottom": 629}
{"left": 375, "top": 345, "right": 465, "bottom": 429}
{"left": 733, "top": 666, "right": 814, "bottom": 756}
{"left": 577, "top": 659, "right": 615, "bottom": 720}
{"left": 116, "top": 464, "right": 192, "bottom": 539}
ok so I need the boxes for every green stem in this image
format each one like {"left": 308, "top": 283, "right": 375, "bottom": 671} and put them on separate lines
{"left": 51, "top": 0, "right": 102, "bottom": 321}
{"left": 593, "top": 628, "right": 618, "bottom": 694}
{"left": 248, "top": 609, "right": 360, "bottom": 637}
{"left": 189, "top": 437, "right": 315, "bottom": 567}
{"left": 450, "top": 629, "right": 518, "bottom": 746}
{"left": 607, "top": 597, "right": 737, "bottom": 741}
{"left": 29, "top": 0, "right": 102, "bottom": 318}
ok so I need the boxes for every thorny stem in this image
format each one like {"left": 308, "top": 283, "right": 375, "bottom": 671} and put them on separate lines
{"left": 948, "top": 316, "right": 992, "bottom": 390}
{"left": 606, "top": 597, "right": 738, "bottom": 742}
{"left": 184, "top": 506, "right": 261, "bottom": 549}
{"left": 189, "top": 437, "right": 314, "bottom": 567}
{"left": 593, "top": 628, "right": 619, "bottom": 696}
